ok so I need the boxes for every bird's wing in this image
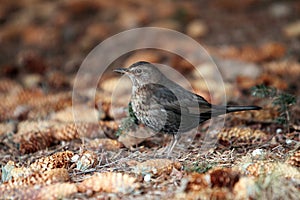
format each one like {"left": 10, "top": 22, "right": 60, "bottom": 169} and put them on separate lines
{"left": 145, "top": 83, "right": 212, "bottom": 117}
{"left": 138, "top": 83, "right": 216, "bottom": 133}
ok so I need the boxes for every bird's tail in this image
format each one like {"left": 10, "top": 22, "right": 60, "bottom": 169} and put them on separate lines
{"left": 209, "top": 105, "right": 261, "bottom": 117}
{"left": 226, "top": 105, "right": 262, "bottom": 113}
{"left": 198, "top": 105, "right": 261, "bottom": 123}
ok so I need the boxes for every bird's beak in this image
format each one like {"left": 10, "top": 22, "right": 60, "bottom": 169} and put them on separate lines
{"left": 114, "top": 68, "right": 129, "bottom": 74}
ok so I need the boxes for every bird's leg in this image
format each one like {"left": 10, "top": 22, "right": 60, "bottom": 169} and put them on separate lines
{"left": 166, "top": 134, "right": 181, "bottom": 157}
{"left": 156, "top": 134, "right": 180, "bottom": 157}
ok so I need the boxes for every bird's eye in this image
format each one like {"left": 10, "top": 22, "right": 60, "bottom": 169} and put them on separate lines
{"left": 134, "top": 69, "right": 142, "bottom": 74}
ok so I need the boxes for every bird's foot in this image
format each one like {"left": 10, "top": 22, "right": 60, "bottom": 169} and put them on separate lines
{"left": 153, "top": 145, "right": 171, "bottom": 158}
{"left": 154, "top": 134, "right": 180, "bottom": 158}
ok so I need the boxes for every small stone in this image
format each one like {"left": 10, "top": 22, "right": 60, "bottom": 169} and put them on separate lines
{"left": 252, "top": 149, "right": 264, "bottom": 158}
{"left": 71, "top": 154, "right": 80, "bottom": 162}
{"left": 144, "top": 174, "right": 151, "bottom": 182}
{"left": 276, "top": 128, "right": 283, "bottom": 134}
{"left": 285, "top": 139, "right": 292, "bottom": 145}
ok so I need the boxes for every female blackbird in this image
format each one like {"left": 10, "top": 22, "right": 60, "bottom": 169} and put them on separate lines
{"left": 114, "top": 61, "right": 261, "bottom": 155}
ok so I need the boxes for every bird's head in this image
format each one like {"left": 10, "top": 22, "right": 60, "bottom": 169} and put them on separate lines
{"left": 114, "top": 61, "right": 163, "bottom": 87}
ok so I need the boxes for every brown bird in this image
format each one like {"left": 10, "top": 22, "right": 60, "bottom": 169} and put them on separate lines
{"left": 114, "top": 61, "right": 261, "bottom": 155}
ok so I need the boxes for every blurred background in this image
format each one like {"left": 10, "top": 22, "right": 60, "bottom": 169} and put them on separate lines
{"left": 0, "top": 0, "right": 299, "bottom": 105}
{"left": 0, "top": 0, "right": 299, "bottom": 71}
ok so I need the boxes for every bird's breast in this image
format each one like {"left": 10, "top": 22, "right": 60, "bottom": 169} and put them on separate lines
{"left": 131, "top": 87, "right": 169, "bottom": 132}
{"left": 131, "top": 88, "right": 151, "bottom": 116}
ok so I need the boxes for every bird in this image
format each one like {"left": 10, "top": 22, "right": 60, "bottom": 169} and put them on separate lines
{"left": 114, "top": 61, "right": 261, "bottom": 156}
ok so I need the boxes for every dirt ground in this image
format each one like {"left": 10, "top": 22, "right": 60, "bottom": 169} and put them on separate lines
{"left": 0, "top": 0, "right": 299, "bottom": 199}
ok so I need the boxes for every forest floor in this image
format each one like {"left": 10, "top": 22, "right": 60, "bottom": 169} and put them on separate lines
{"left": 0, "top": 0, "right": 299, "bottom": 199}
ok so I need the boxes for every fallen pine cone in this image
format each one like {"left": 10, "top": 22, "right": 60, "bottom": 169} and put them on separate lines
{"left": 86, "top": 138, "right": 123, "bottom": 151}
{"left": 218, "top": 127, "right": 268, "bottom": 146}
{"left": 29, "top": 150, "right": 74, "bottom": 172}
{"left": 133, "top": 159, "right": 181, "bottom": 177}
{"left": 245, "top": 161, "right": 300, "bottom": 179}
{"left": 0, "top": 168, "right": 70, "bottom": 191}
{"left": 77, "top": 172, "right": 139, "bottom": 194}
{"left": 286, "top": 150, "right": 300, "bottom": 168}
{"left": 0, "top": 182, "right": 77, "bottom": 200}
{"left": 15, "top": 130, "right": 55, "bottom": 154}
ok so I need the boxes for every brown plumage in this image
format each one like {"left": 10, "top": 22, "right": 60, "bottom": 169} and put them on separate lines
{"left": 114, "top": 61, "right": 261, "bottom": 155}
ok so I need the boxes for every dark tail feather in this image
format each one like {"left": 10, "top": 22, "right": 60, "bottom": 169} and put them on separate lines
{"left": 199, "top": 105, "right": 262, "bottom": 123}
{"left": 226, "top": 105, "right": 262, "bottom": 113}
{"left": 207, "top": 105, "right": 261, "bottom": 118}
